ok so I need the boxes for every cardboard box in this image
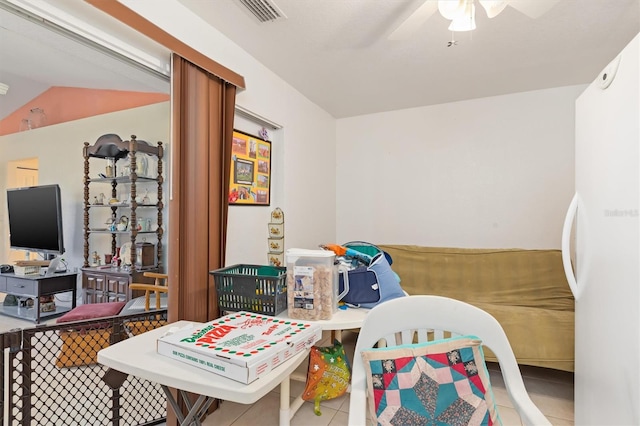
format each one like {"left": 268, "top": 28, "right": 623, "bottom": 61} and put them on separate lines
{"left": 156, "top": 311, "right": 322, "bottom": 384}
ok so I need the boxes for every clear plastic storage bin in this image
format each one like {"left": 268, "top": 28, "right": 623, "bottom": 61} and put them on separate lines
{"left": 286, "top": 249, "right": 337, "bottom": 320}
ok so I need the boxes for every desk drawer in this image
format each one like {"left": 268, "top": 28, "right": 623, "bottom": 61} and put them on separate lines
{"left": 7, "top": 278, "right": 36, "bottom": 296}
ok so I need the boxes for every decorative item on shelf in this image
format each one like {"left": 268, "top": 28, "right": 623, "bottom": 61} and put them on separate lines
{"left": 116, "top": 215, "right": 129, "bottom": 231}
{"left": 120, "top": 157, "right": 130, "bottom": 177}
{"left": 120, "top": 242, "right": 132, "bottom": 267}
{"left": 268, "top": 224, "right": 284, "bottom": 238}
{"left": 138, "top": 218, "right": 152, "bottom": 232}
{"left": 109, "top": 196, "right": 120, "bottom": 205}
{"left": 136, "top": 153, "right": 149, "bottom": 177}
{"left": 40, "top": 295, "right": 56, "bottom": 313}
{"left": 271, "top": 207, "right": 284, "bottom": 224}
{"left": 21, "top": 297, "right": 34, "bottom": 309}
{"left": 3, "top": 295, "right": 18, "bottom": 306}
{"left": 135, "top": 241, "right": 156, "bottom": 269}
{"left": 91, "top": 251, "right": 101, "bottom": 267}
{"left": 111, "top": 252, "right": 119, "bottom": 269}
{"left": 269, "top": 254, "right": 284, "bottom": 267}
{"left": 268, "top": 238, "right": 284, "bottom": 253}
{"left": 105, "top": 157, "right": 115, "bottom": 178}
{"left": 136, "top": 188, "right": 151, "bottom": 204}
{"left": 93, "top": 193, "right": 105, "bottom": 205}
{"left": 135, "top": 218, "right": 150, "bottom": 231}
{"left": 268, "top": 207, "right": 285, "bottom": 267}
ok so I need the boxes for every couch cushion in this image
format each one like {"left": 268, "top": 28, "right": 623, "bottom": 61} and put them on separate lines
{"left": 474, "top": 302, "right": 574, "bottom": 372}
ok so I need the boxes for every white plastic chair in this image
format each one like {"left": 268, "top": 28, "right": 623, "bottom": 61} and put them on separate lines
{"left": 348, "top": 295, "right": 551, "bottom": 426}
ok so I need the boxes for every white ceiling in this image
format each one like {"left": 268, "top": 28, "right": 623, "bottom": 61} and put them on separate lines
{"left": 0, "top": 1, "right": 170, "bottom": 121}
{"left": 178, "top": 0, "right": 640, "bottom": 118}
{"left": 1, "top": 1, "right": 638, "bottom": 122}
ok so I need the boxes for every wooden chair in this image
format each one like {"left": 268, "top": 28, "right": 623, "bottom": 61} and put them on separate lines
{"left": 129, "top": 272, "right": 169, "bottom": 311}
{"left": 123, "top": 272, "right": 169, "bottom": 336}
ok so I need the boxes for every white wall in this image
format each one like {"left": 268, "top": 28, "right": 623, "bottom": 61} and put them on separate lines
{"left": 0, "top": 102, "right": 170, "bottom": 270}
{"left": 225, "top": 117, "right": 285, "bottom": 266}
{"left": 119, "top": 0, "right": 338, "bottom": 265}
{"left": 336, "top": 85, "right": 585, "bottom": 249}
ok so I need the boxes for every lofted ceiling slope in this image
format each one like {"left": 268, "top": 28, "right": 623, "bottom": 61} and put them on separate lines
{"left": 178, "top": 0, "right": 640, "bottom": 118}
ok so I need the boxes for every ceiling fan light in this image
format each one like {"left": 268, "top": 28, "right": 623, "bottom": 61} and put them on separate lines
{"left": 448, "top": 2, "right": 476, "bottom": 31}
{"left": 438, "top": 0, "right": 466, "bottom": 20}
{"left": 479, "top": 0, "right": 509, "bottom": 18}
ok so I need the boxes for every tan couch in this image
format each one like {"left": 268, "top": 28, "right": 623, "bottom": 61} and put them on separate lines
{"left": 378, "top": 245, "right": 575, "bottom": 372}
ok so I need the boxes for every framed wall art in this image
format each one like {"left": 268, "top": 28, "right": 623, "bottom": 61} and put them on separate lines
{"left": 229, "top": 129, "right": 271, "bottom": 205}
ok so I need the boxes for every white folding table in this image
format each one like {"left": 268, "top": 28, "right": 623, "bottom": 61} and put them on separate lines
{"left": 98, "top": 320, "right": 311, "bottom": 426}
{"left": 98, "top": 307, "right": 370, "bottom": 425}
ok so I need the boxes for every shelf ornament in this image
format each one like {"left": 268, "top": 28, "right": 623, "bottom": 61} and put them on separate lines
{"left": 268, "top": 207, "right": 285, "bottom": 267}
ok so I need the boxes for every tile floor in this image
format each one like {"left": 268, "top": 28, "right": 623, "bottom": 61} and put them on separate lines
{"left": 0, "top": 302, "right": 574, "bottom": 426}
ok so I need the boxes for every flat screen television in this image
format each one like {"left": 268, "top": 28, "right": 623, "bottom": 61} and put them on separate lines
{"left": 6, "top": 184, "right": 65, "bottom": 258}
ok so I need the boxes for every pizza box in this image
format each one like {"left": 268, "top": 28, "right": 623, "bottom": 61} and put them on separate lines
{"left": 156, "top": 311, "right": 322, "bottom": 384}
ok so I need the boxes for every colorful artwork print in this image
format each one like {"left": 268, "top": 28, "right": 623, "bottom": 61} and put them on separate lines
{"left": 232, "top": 136, "right": 247, "bottom": 154}
{"left": 229, "top": 130, "right": 271, "bottom": 205}
{"left": 258, "top": 143, "right": 270, "bottom": 159}
{"left": 257, "top": 174, "right": 269, "bottom": 188}
{"left": 258, "top": 159, "right": 269, "bottom": 174}
{"left": 234, "top": 159, "right": 254, "bottom": 185}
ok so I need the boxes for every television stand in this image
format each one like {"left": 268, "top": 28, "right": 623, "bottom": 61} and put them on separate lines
{"left": 0, "top": 271, "right": 77, "bottom": 324}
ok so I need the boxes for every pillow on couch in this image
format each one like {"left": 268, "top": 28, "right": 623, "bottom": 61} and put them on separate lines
{"left": 361, "top": 335, "right": 501, "bottom": 425}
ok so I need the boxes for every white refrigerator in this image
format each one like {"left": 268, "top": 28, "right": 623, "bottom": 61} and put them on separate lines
{"left": 562, "top": 32, "right": 639, "bottom": 425}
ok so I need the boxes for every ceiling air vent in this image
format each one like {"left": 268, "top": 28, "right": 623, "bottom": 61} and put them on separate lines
{"left": 237, "top": 0, "right": 287, "bottom": 23}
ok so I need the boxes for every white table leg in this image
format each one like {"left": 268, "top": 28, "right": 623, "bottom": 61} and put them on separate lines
{"left": 289, "top": 395, "right": 306, "bottom": 420}
{"left": 279, "top": 377, "right": 291, "bottom": 426}
{"left": 280, "top": 375, "right": 309, "bottom": 425}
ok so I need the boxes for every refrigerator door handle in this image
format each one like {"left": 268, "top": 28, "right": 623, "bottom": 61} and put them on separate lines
{"left": 561, "top": 193, "right": 579, "bottom": 298}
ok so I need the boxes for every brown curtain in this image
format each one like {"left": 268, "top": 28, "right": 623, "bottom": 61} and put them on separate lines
{"left": 168, "top": 54, "right": 236, "bottom": 323}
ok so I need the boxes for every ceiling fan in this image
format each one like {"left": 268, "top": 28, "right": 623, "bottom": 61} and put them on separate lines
{"left": 388, "top": 0, "right": 561, "bottom": 40}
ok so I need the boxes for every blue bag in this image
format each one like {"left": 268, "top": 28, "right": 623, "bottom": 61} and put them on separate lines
{"left": 338, "top": 242, "right": 405, "bottom": 309}
{"left": 338, "top": 266, "right": 380, "bottom": 305}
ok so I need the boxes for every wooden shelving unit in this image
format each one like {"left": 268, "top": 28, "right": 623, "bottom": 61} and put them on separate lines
{"left": 81, "top": 133, "right": 164, "bottom": 303}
